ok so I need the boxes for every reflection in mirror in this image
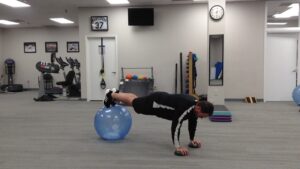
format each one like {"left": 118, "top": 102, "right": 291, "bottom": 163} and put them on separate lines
{"left": 209, "top": 34, "right": 224, "bottom": 86}
{"left": 267, "top": 1, "right": 299, "bottom": 28}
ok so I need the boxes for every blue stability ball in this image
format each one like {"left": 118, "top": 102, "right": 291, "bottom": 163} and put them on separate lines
{"left": 132, "top": 75, "right": 138, "bottom": 80}
{"left": 94, "top": 104, "right": 132, "bottom": 140}
{"left": 292, "top": 85, "right": 300, "bottom": 105}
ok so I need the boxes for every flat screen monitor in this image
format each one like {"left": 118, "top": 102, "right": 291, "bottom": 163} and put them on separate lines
{"left": 128, "top": 8, "right": 154, "bottom": 26}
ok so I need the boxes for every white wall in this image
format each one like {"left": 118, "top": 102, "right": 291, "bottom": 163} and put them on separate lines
{"left": 225, "top": 1, "right": 265, "bottom": 98}
{"left": 79, "top": 2, "right": 265, "bottom": 99}
{"left": 0, "top": 29, "right": 3, "bottom": 84}
{"left": 79, "top": 4, "right": 209, "bottom": 98}
{"left": 0, "top": 1, "right": 266, "bottom": 100}
{"left": 1, "top": 27, "right": 79, "bottom": 88}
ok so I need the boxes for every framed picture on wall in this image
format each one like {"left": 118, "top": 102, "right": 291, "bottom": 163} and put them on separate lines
{"left": 91, "top": 16, "right": 108, "bottom": 31}
{"left": 45, "top": 42, "right": 58, "bottom": 53}
{"left": 67, "top": 41, "right": 79, "bottom": 53}
{"left": 24, "top": 42, "right": 36, "bottom": 53}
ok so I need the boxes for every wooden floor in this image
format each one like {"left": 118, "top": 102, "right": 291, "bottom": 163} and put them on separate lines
{"left": 0, "top": 91, "right": 300, "bottom": 169}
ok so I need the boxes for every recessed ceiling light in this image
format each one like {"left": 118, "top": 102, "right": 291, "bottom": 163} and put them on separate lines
{"left": 0, "top": 0, "right": 30, "bottom": 8}
{"left": 49, "top": 18, "right": 74, "bottom": 24}
{"left": 0, "top": 20, "right": 19, "bottom": 25}
{"left": 106, "top": 0, "right": 129, "bottom": 5}
{"left": 267, "top": 22, "right": 287, "bottom": 25}
{"left": 273, "top": 3, "right": 299, "bottom": 18}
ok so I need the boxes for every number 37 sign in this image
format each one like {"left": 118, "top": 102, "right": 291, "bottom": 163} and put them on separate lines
{"left": 91, "top": 16, "right": 108, "bottom": 31}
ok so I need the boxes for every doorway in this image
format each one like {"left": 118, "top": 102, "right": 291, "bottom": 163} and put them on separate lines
{"left": 86, "top": 36, "right": 118, "bottom": 101}
{"left": 264, "top": 33, "right": 298, "bottom": 101}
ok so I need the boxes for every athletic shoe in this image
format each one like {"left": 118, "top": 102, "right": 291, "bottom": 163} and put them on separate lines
{"left": 110, "top": 88, "right": 119, "bottom": 106}
{"left": 104, "top": 89, "right": 113, "bottom": 108}
{"left": 111, "top": 88, "right": 119, "bottom": 93}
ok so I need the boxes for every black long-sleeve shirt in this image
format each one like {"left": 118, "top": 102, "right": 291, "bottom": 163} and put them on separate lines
{"left": 145, "top": 92, "right": 198, "bottom": 148}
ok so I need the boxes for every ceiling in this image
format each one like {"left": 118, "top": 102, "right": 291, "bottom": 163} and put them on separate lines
{"left": 267, "top": 1, "right": 298, "bottom": 26}
{"left": 0, "top": 0, "right": 279, "bottom": 29}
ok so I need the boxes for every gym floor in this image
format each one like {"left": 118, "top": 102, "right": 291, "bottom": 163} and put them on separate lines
{"left": 0, "top": 91, "right": 300, "bottom": 169}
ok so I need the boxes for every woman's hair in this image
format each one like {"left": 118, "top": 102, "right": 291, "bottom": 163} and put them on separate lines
{"left": 196, "top": 101, "right": 214, "bottom": 116}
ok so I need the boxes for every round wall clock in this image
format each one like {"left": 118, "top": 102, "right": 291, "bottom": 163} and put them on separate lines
{"left": 209, "top": 5, "right": 224, "bottom": 21}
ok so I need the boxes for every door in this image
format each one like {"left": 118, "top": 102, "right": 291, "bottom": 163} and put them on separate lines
{"left": 264, "top": 33, "right": 298, "bottom": 101}
{"left": 86, "top": 36, "right": 118, "bottom": 101}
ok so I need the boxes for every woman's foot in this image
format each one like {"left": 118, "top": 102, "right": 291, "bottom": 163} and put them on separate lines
{"left": 104, "top": 88, "right": 119, "bottom": 108}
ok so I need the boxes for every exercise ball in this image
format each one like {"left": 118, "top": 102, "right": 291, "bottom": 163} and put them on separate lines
{"left": 292, "top": 85, "right": 300, "bottom": 105}
{"left": 94, "top": 104, "right": 132, "bottom": 140}
{"left": 132, "top": 75, "right": 138, "bottom": 80}
{"left": 138, "top": 75, "right": 144, "bottom": 80}
{"left": 125, "top": 74, "right": 132, "bottom": 80}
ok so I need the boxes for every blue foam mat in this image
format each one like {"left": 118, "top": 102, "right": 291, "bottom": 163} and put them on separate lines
{"left": 212, "top": 111, "right": 232, "bottom": 116}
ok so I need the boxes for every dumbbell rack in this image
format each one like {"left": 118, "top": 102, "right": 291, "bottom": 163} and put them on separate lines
{"left": 119, "top": 67, "right": 154, "bottom": 97}
{"left": 185, "top": 52, "right": 199, "bottom": 99}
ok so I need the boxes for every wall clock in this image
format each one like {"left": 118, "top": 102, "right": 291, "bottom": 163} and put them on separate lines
{"left": 209, "top": 5, "right": 224, "bottom": 21}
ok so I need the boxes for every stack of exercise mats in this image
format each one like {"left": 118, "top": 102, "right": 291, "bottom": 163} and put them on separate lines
{"left": 209, "top": 105, "right": 232, "bottom": 122}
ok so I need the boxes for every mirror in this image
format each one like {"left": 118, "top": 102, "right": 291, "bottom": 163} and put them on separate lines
{"left": 209, "top": 34, "right": 224, "bottom": 86}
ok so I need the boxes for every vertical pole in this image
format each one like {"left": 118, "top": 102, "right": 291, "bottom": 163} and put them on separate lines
{"left": 296, "top": 40, "right": 299, "bottom": 87}
{"left": 121, "top": 67, "right": 124, "bottom": 79}
{"left": 175, "top": 63, "right": 178, "bottom": 94}
{"left": 151, "top": 67, "right": 154, "bottom": 79}
{"left": 180, "top": 52, "right": 183, "bottom": 94}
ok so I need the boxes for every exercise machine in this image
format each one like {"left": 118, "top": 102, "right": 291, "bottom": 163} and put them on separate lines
{"left": 65, "top": 57, "right": 81, "bottom": 87}
{"left": 34, "top": 59, "right": 61, "bottom": 101}
{"left": 73, "top": 58, "right": 81, "bottom": 88}
{"left": 0, "top": 68, "right": 3, "bottom": 93}
{"left": 56, "top": 57, "right": 81, "bottom": 97}
{"left": 34, "top": 53, "right": 81, "bottom": 101}
{"left": 0, "top": 58, "right": 23, "bottom": 92}
{"left": 66, "top": 57, "right": 81, "bottom": 91}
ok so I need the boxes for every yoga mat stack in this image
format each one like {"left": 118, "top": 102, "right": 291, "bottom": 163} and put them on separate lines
{"left": 209, "top": 111, "right": 232, "bottom": 122}
{"left": 209, "top": 105, "right": 232, "bottom": 122}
